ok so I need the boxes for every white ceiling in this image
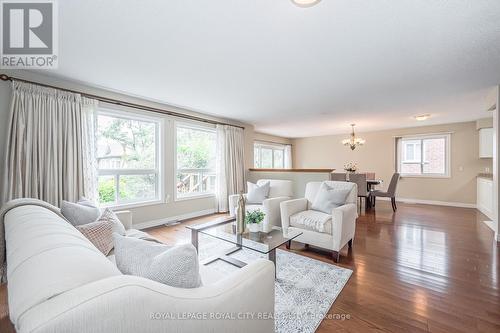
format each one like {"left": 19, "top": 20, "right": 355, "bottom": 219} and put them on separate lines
{"left": 45, "top": 0, "right": 500, "bottom": 137}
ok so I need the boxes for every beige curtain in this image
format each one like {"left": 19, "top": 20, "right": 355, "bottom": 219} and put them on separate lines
{"left": 2, "top": 81, "right": 98, "bottom": 207}
{"left": 216, "top": 125, "right": 246, "bottom": 212}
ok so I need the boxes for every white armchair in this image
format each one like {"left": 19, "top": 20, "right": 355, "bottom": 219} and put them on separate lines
{"left": 280, "top": 181, "right": 358, "bottom": 262}
{"left": 229, "top": 179, "right": 293, "bottom": 233}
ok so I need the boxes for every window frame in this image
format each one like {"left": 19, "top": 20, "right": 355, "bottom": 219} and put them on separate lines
{"left": 96, "top": 108, "right": 164, "bottom": 209}
{"left": 397, "top": 133, "right": 451, "bottom": 178}
{"left": 174, "top": 120, "right": 217, "bottom": 201}
{"left": 254, "top": 142, "right": 286, "bottom": 169}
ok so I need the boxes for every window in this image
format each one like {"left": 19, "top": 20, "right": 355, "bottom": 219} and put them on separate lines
{"left": 397, "top": 134, "right": 450, "bottom": 177}
{"left": 97, "top": 111, "right": 161, "bottom": 206}
{"left": 176, "top": 123, "right": 216, "bottom": 199}
{"left": 254, "top": 142, "right": 288, "bottom": 169}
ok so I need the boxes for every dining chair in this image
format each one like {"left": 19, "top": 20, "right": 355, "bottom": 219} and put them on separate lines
{"left": 330, "top": 173, "right": 347, "bottom": 181}
{"left": 371, "top": 173, "right": 400, "bottom": 212}
{"left": 348, "top": 173, "right": 368, "bottom": 207}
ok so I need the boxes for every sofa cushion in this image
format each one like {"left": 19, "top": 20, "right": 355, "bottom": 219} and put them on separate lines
{"left": 5, "top": 205, "right": 121, "bottom": 324}
{"left": 61, "top": 199, "right": 101, "bottom": 226}
{"left": 290, "top": 210, "right": 332, "bottom": 234}
{"left": 311, "top": 183, "right": 350, "bottom": 214}
{"left": 247, "top": 181, "right": 270, "bottom": 204}
{"left": 113, "top": 234, "right": 202, "bottom": 288}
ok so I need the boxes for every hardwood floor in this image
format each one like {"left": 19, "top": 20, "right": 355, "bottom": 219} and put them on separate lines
{"left": 1, "top": 201, "right": 498, "bottom": 332}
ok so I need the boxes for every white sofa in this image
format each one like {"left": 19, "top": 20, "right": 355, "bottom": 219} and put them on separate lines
{"left": 4, "top": 204, "right": 275, "bottom": 333}
{"left": 229, "top": 179, "right": 293, "bottom": 232}
{"left": 280, "top": 181, "right": 358, "bottom": 262}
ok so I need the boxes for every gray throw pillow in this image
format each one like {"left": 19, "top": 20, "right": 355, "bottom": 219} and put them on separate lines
{"left": 113, "top": 234, "right": 202, "bottom": 288}
{"left": 311, "top": 183, "right": 351, "bottom": 214}
{"left": 246, "top": 181, "right": 270, "bottom": 204}
{"left": 61, "top": 200, "right": 101, "bottom": 226}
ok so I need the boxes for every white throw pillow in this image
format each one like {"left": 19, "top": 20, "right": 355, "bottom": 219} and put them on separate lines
{"left": 113, "top": 234, "right": 202, "bottom": 288}
{"left": 61, "top": 199, "right": 101, "bottom": 226}
{"left": 246, "top": 181, "right": 270, "bottom": 204}
{"left": 311, "top": 183, "right": 351, "bottom": 214}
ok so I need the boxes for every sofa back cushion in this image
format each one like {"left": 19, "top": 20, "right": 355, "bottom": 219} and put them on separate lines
{"left": 305, "top": 181, "right": 357, "bottom": 209}
{"left": 5, "top": 205, "right": 121, "bottom": 324}
{"left": 256, "top": 179, "right": 293, "bottom": 198}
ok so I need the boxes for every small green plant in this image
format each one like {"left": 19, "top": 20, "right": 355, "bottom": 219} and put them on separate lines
{"left": 245, "top": 209, "right": 265, "bottom": 225}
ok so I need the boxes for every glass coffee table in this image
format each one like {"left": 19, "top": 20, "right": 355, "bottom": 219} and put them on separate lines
{"left": 186, "top": 216, "right": 302, "bottom": 276}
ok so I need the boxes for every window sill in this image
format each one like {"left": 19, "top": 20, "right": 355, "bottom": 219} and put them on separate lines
{"left": 175, "top": 193, "right": 216, "bottom": 202}
{"left": 102, "top": 199, "right": 165, "bottom": 211}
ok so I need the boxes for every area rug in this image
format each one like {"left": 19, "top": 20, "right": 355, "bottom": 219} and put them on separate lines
{"left": 197, "top": 234, "right": 353, "bottom": 333}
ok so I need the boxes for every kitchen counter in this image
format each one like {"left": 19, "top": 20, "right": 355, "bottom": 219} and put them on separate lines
{"left": 477, "top": 173, "right": 493, "bottom": 179}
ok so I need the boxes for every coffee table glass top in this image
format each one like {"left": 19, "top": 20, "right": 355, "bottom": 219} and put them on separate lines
{"left": 186, "top": 216, "right": 302, "bottom": 254}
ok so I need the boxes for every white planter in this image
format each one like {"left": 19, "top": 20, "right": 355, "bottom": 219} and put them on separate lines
{"left": 248, "top": 223, "right": 260, "bottom": 233}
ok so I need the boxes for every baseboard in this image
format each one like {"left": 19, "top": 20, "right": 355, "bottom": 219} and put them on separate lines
{"left": 133, "top": 208, "right": 216, "bottom": 230}
{"left": 377, "top": 197, "right": 476, "bottom": 209}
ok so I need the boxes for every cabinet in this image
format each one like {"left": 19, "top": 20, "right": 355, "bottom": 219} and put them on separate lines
{"left": 477, "top": 177, "right": 493, "bottom": 219}
{"left": 479, "top": 127, "right": 493, "bottom": 158}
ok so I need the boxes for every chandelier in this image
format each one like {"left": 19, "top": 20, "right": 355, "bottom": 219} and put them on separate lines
{"left": 342, "top": 124, "right": 365, "bottom": 150}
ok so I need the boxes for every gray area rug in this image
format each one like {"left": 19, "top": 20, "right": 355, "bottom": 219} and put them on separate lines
{"left": 198, "top": 234, "right": 353, "bottom": 333}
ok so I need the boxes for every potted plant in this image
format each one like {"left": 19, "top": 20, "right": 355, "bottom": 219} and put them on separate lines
{"left": 245, "top": 209, "right": 265, "bottom": 233}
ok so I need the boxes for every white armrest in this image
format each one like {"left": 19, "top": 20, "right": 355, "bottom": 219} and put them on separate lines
{"left": 228, "top": 194, "right": 247, "bottom": 216}
{"left": 114, "top": 210, "right": 133, "bottom": 230}
{"left": 18, "top": 259, "right": 275, "bottom": 333}
{"left": 331, "top": 203, "right": 357, "bottom": 250}
{"left": 280, "top": 198, "right": 308, "bottom": 231}
{"left": 261, "top": 196, "right": 291, "bottom": 232}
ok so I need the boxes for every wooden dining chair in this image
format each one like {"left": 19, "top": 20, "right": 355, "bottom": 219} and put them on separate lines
{"left": 371, "top": 173, "right": 400, "bottom": 212}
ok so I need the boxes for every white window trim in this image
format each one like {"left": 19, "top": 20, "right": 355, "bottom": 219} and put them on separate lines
{"left": 254, "top": 141, "right": 286, "bottom": 169}
{"left": 97, "top": 108, "right": 165, "bottom": 208}
{"left": 397, "top": 133, "right": 451, "bottom": 178}
{"left": 174, "top": 120, "right": 217, "bottom": 201}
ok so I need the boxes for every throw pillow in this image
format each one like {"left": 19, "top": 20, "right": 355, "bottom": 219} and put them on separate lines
{"left": 113, "top": 234, "right": 202, "bottom": 288}
{"left": 61, "top": 200, "right": 101, "bottom": 226}
{"left": 76, "top": 219, "right": 114, "bottom": 255}
{"left": 97, "top": 208, "right": 126, "bottom": 236}
{"left": 246, "top": 181, "right": 270, "bottom": 204}
{"left": 311, "top": 183, "right": 351, "bottom": 214}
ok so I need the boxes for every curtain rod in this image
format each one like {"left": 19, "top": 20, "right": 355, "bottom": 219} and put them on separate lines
{"left": 0, "top": 73, "right": 245, "bottom": 130}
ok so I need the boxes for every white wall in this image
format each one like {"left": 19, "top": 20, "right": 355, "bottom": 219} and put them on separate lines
{"left": 0, "top": 70, "right": 280, "bottom": 227}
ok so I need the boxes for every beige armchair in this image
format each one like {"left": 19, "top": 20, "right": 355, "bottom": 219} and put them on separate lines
{"left": 280, "top": 181, "right": 358, "bottom": 262}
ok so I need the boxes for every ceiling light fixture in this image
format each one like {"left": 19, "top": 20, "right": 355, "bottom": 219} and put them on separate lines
{"left": 414, "top": 114, "right": 431, "bottom": 121}
{"left": 291, "top": 0, "right": 321, "bottom": 8}
{"left": 342, "top": 124, "right": 365, "bottom": 150}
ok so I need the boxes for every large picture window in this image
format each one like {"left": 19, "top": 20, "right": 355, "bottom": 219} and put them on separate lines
{"left": 254, "top": 142, "right": 289, "bottom": 169}
{"left": 175, "top": 123, "right": 216, "bottom": 199}
{"left": 397, "top": 134, "right": 450, "bottom": 177}
{"left": 96, "top": 111, "right": 161, "bottom": 206}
